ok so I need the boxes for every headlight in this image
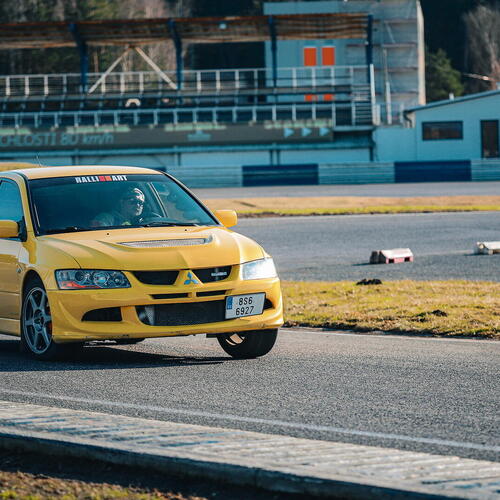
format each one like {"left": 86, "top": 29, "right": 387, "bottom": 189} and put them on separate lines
{"left": 241, "top": 258, "right": 277, "bottom": 280}
{"left": 55, "top": 270, "right": 131, "bottom": 290}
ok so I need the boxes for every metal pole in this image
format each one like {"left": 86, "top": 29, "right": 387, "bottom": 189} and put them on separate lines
{"left": 365, "top": 15, "right": 376, "bottom": 131}
{"left": 268, "top": 16, "right": 278, "bottom": 88}
{"left": 168, "top": 19, "right": 183, "bottom": 91}
{"left": 365, "top": 15, "right": 374, "bottom": 86}
{"left": 69, "top": 23, "right": 88, "bottom": 93}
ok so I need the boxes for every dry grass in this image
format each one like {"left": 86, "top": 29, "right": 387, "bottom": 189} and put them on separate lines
{"left": 0, "top": 470, "right": 201, "bottom": 500}
{"left": 282, "top": 280, "right": 500, "bottom": 338}
{"left": 204, "top": 195, "right": 500, "bottom": 217}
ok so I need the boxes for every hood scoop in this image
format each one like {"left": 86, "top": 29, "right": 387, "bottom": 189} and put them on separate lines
{"left": 118, "top": 235, "right": 213, "bottom": 248}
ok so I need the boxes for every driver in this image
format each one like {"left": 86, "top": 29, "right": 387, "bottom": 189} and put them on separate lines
{"left": 92, "top": 187, "right": 146, "bottom": 227}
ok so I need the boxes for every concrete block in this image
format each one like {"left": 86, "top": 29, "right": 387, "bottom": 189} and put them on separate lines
{"left": 370, "top": 248, "right": 414, "bottom": 264}
{"left": 476, "top": 241, "right": 500, "bottom": 255}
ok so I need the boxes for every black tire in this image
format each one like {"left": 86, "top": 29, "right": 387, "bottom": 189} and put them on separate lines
{"left": 21, "top": 277, "right": 81, "bottom": 361}
{"left": 115, "top": 338, "right": 145, "bottom": 345}
{"left": 216, "top": 329, "right": 278, "bottom": 359}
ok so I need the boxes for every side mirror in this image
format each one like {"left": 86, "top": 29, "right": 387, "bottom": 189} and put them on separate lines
{"left": 0, "top": 220, "right": 19, "bottom": 239}
{"left": 214, "top": 210, "right": 237, "bottom": 228}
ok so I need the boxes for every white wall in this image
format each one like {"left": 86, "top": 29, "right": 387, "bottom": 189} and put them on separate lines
{"left": 279, "top": 148, "right": 370, "bottom": 163}
{"left": 34, "top": 156, "right": 74, "bottom": 166}
{"left": 181, "top": 150, "right": 269, "bottom": 167}
{"left": 375, "top": 126, "right": 416, "bottom": 161}
{"left": 81, "top": 154, "right": 170, "bottom": 169}
{"left": 319, "top": 162, "right": 394, "bottom": 184}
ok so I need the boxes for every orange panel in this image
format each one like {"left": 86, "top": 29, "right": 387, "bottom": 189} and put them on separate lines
{"left": 305, "top": 94, "right": 317, "bottom": 102}
{"left": 323, "top": 94, "right": 334, "bottom": 101}
{"left": 303, "top": 47, "right": 317, "bottom": 67}
{"left": 322, "top": 46, "right": 335, "bottom": 66}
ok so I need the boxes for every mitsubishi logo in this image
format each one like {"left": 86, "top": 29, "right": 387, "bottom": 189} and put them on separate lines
{"left": 184, "top": 272, "right": 199, "bottom": 285}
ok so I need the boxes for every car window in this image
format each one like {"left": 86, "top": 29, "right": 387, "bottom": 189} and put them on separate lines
{"left": 0, "top": 180, "right": 24, "bottom": 224}
{"left": 28, "top": 174, "right": 217, "bottom": 235}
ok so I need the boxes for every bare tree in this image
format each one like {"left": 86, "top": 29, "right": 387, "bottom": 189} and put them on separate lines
{"left": 0, "top": 0, "right": 192, "bottom": 76}
{"left": 115, "top": 0, "right": 192, "bottom": 74}
{"left": 464, "top": 4, "right": 500, "bottom": 92}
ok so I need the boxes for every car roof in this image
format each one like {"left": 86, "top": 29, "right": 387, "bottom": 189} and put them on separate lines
{"left": 1, "top": 165, "right": 161, "bottom": 180}
{"left": 0, "top": 162, "right": 40, "bottom": 172}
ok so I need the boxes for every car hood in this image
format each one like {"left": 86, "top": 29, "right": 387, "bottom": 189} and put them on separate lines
{"left": 38, "top": 226, "right": 265, "bottom": 270}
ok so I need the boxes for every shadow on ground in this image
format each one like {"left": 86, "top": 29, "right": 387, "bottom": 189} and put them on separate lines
{"left": 0, "top": 338, "right": 232, "bottom": 372}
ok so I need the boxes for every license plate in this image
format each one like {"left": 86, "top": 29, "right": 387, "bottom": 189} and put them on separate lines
{"left": 225, "top": 293, "right": 265, "bottom": 319}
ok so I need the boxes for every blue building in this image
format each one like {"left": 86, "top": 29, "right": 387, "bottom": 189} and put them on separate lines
{"left": 375, "top": 89, "right": 500, "bottom": 182}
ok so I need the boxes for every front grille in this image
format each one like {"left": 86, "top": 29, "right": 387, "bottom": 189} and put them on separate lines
{"left": 133, "top": 270, "right": 178, "bottom": 285}
{"left": 197, "top": 290, "right": 227, "bottom": 297}
{"left": 82, "top": 307, "right": 122, "bottom": 322}
{"left": 151, "top": 293, "right": 189, "bottom": 300}
{"left": 137, "top": 300, "right": 226, "bottom": 326}
{"left": 194, "top": 266, "right": 232, "bottom": 283}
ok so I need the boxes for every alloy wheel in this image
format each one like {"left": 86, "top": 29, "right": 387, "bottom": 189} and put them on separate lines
{"left": 23, "top": 287, "right": 53, "bottom": 355}
{"left": 223, "top": 333, "right": 247, "bottom": 346}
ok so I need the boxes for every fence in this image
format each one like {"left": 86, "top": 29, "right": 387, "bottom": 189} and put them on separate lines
{"left": 0, "top": 66, "right": 371, "bottom": 98}
{"left": 0, "top": 101, "right": 374, "bottom": 129}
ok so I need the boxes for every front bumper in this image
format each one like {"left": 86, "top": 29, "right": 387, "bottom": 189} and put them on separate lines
{"left": 48, "top": 275, "right": 283, "bottom": 343}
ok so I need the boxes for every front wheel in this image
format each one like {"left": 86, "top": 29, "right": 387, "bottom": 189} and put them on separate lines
{"left": 216, "top": 329, "right": 278, "bottom": 359}
{"left": 21, "top": 277, "right": 80, "bottom": 360}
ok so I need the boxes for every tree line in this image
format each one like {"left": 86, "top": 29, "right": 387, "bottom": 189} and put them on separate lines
{"left": 0, "top": 0, "right": 499, "bottom": 101}
{"left": 421, "top": 0, "right": 500, "bottom": 99}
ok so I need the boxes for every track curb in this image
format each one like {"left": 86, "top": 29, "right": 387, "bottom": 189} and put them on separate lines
{"left": 0, "top": 431, "right": 458, "bottom": 499}
{"left": 1, "top": 402, "right": 499, "bottom": 499}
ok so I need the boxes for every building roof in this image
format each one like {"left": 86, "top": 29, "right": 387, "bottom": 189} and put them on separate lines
{"left": 0, "top": 13, "right": 369, "bottom": 49}
{"left": 407, "top": 89, "right": 500, "bottom": 113}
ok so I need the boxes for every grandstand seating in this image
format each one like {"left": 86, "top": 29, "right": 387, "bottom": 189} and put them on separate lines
{"left": 0, "top": 66, "right": 375, "bottom": 129}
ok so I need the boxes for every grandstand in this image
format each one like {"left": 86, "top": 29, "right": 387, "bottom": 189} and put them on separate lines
{"left": 0, "top": 6, "right": 416, "bottom": 186}
{"left": 0, "top": 63, "right": 373, "bottom": 129}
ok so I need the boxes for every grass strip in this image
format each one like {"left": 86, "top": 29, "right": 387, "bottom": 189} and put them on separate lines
{"left": 204, "top": 196, "right": 500, "bottom": 217}
{"left": 0, "top": 449, "right": 292, "bottom": 500}
{"left": 0, "top": 470, "right": 181, "bottom": 500}
{"left": 282, "top": 280, "right": 500, "bottom": 338}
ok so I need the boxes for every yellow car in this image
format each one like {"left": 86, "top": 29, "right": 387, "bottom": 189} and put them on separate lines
{"left": 0, "top": 165, "right": 283, "bottom": 360}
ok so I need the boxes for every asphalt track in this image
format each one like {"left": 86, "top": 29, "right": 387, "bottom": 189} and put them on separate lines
{"left": 0, "top": 330, "right": 498, "bottom": 464}
{"left": 195, "top": 181, "right": 500, "bottom": 199}
{"left": 235, "top": 212, "right": 500, "bottom": 281}
{"left": 1, "top": 205, "right": 498, "bottom": 481}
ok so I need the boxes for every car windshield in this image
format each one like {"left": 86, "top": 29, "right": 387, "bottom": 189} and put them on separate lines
{"left": 28, "top": 173, "right": 217, "bottom": 235}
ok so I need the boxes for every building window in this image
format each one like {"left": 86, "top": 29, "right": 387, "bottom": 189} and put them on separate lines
{"left": 481, "top": 120, "right": 499, "bottom": 158}
{"left": 422, "top": 121, "right": 463, "bottom": 140}
{"left": 303, "top": 47, "right": 318, "bottom": 102}
{"left": 321, "top": 46, "right": 336, "bottom": 66}
{"left": 303, "top": 47, "right": 317, "bottom": 67}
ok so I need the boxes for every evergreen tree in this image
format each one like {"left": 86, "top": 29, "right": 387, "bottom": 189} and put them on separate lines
{"left": 425, "top": 48, "right": 464, "bottom": 102}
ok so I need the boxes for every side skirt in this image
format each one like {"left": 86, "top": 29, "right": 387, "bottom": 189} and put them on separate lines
{"left": 0, "top": 318, "right": 21, "bottom": 337}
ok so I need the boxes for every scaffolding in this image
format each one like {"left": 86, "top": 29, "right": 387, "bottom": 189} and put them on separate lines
{"left": 264, "top": 0, "right": 426, "bottom": 122}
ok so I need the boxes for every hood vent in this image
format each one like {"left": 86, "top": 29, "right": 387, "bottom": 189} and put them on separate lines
{"left": 119, "top": 236, "right": 212, "bottom": 248}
